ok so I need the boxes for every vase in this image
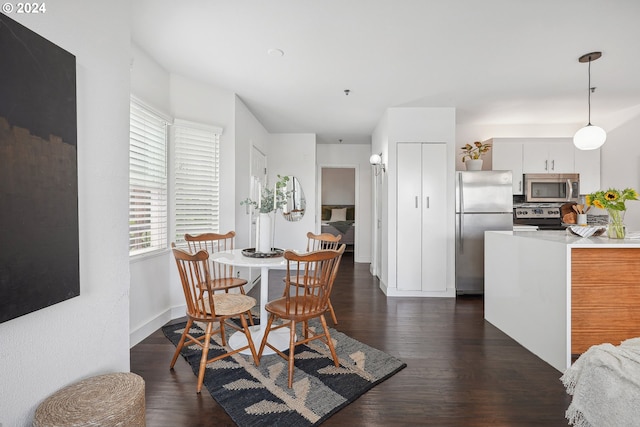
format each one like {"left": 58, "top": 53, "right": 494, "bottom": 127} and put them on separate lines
{"left": 607, "top": 209, "right": 626, "bottom": 239}
{"left": 465, "top": 159, "right": 483, "bottom": 171}
{"left": 255, "top": 212, "right": 274, "bottom": 253}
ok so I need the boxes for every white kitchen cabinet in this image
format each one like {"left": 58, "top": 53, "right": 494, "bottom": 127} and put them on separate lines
{"left": 396, "top": 142, "right": 447, "bottom": 292}
{"left": 574, "top": 147, "right": 601, "bottom": 194}
{"left": 523, "top": 139, "right": 574, "bottom": 174}
{"left": 491, "top": 137, "right": 600, "bottom": 195}
{"left": 491, "top": 139, "right": 524, "bottom": 195}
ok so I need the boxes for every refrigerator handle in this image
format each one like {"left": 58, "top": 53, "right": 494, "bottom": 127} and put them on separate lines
{"left": 458, "top": 173, "right": 464, "bottom": 216}
{"left": 457, "top": 173, "right": 464, "bottom": 251}
{"left": 415, "top": 196, "right": 418, "bottom": 208}
{"left": 426, "top": 196, "right": 430, "bottom": 209}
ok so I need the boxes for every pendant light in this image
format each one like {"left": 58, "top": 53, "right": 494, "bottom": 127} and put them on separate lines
{"left": 573, "top": 51, "right": 606, "bottom": 150}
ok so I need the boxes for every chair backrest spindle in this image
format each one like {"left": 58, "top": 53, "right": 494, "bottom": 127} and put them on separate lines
{"left": 306, "top": 232, "right": 342, "bottom": 252}
{"left": 185, "top": 232, "right": 237, "bottom": 280}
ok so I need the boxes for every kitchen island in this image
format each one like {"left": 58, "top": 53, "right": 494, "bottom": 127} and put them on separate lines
{"left": 485, "top": 230, "right": 640, "bottom": 372}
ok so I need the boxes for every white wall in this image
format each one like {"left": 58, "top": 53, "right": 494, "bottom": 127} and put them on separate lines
{"left": 234, "top": 96, "right": 270, "bottom": 284}
{"left": 317, "top": 144, "right": 373, "bottom": 263}
{"left": 170, "top": 74, "right": 237, "bottom": 231}
{"left": 129, "top": 54, "right": 242, "bottom": 346}
{"left": 0, "top": 3, "right": 131, "bottom": 425}
{"left": 234, "top": 96, "right": 270, "bottom": 250}
{"left": 269, "top": 134, "right": 317, "bottom": 252}
{"left": 599, "top": 114, "right": 640, "bottom": 230}
{"left": 128, "top": 44, "right": 174, "bottom": 346}
{"left": 322, "top": 168, "right": 356, "bottom": 204}
{"left": 130, "top": 44, "right": 170, "bottom": 111}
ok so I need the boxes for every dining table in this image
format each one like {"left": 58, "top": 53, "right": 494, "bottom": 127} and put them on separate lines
{"left": 210, "top": 248, "right": 292, "bottom": 355}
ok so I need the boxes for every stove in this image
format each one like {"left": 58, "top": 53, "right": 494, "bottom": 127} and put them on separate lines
{"left": 513, "top": 203, "right": 565, "bottom": 230}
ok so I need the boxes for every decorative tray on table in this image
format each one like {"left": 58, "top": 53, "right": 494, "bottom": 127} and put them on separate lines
{"left": 241, "top": 248, "right": 284, "bottom": 258}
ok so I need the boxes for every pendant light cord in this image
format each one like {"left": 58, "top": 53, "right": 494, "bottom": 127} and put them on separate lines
{"left": 587, "top": 56, "right": 592, "bottom": 126}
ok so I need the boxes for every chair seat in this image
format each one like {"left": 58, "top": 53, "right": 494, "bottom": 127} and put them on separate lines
{"left": 198, "top": 294, "right": 256, "bottom": 317}
{"left": 287, "top": 277, "right": 324, "bottom": 289}
{"left": 211, "top": 277, "right": 248, "bottom": 289}
{"left": 265, "top": 296, "right": 325, "bottom": 319}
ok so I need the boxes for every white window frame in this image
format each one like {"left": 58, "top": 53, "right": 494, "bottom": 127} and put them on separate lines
{"left": 128, "top": 97, "right": 171, "bottom": 257}
{"left": 171, "top": 118, "right": 222, "bottom": 248}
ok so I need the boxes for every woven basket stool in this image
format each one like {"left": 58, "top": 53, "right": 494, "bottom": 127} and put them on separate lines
{"left": 33, "top": 372, "right": 145, "bottom": 427}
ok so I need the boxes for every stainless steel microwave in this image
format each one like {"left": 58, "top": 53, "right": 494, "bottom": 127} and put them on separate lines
{"left": 524, "top": 173, "right": 580, "bottom": 203}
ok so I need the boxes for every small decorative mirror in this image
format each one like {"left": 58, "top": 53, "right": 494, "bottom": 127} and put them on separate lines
{"left": 281, "top": 176, "right": 306, "bottom": 222}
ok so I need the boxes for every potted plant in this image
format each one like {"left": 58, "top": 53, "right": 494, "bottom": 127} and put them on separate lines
{"left": 460, "top": 141, "right": 491, "bottom": 170}
{"left": 240, "top": 175, "right": 290, "bottom": 214}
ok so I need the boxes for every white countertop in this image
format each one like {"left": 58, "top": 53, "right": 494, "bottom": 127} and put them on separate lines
{"left": 490, "top": 229, "right": 640, "bottom": 248}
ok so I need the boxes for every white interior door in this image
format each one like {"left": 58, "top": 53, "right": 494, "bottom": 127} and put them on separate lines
{"left": 250, "top": 146, "right": 267, "bottom": 247}
{"left": 397, "top": 143, "right": 422, "bottom": 291}
{"left": 421, "top": 143, "right": 447, "bottom": 292}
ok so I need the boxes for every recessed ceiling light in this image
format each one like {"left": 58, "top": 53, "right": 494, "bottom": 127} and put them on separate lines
{"left": 267, "top": 48, "right": 284, "bottom": 57}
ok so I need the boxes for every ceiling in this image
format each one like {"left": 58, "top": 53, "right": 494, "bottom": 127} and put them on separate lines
{"left": 131, "top": 0, "right": 640, "bottom": 145}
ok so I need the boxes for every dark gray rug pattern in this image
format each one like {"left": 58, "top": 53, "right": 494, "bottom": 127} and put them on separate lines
{"left": 163, "top": 320, "right": 406, "bottom": 426}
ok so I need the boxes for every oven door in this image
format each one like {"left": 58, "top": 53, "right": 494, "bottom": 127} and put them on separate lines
{"left": 524, "top": 174, "right": 579, "bottom": 203}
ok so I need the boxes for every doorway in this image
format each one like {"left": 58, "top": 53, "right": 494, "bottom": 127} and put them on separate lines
{"left": 319, "top": 167, "right": 356, "bottom": 255}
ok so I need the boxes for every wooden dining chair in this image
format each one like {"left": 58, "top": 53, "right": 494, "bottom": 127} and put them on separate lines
{"left": 184, "top": 231, "right": 248, "bottom": 293}
{"left": 185, "top": 231, "right": 254, "bottom": 326}
{"left": 170, "top": 244, "right": 259, "bottom": 393}
{"left": 284, "top": 232, "right": 342, "bottom": 324}
{"left": 259, "top": 244, "right": 346, "bottom": 388}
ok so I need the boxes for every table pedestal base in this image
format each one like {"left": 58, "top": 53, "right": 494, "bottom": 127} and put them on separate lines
{"left": 228, "top": 325, "right": 293, "bottom": 356}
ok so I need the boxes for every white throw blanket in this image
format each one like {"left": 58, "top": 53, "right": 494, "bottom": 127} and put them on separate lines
{"left": 561, "top": 337, "right": 640, "bottom": 427}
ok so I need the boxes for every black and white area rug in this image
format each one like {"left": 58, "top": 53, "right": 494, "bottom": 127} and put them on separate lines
{"left": 163, "top": 320, "right": 406, "bottom": 426}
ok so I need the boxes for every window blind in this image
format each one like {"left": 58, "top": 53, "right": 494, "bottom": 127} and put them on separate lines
{"left": 173, "top": 119, "right": 221, "bottom": 246}
{"left": 129, "top": 98, "right": 169, "bottom": 255}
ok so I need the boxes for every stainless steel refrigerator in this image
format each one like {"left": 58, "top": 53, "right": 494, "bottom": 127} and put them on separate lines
{"left": 455, "top": 170, "right": 513, "bottom": 294}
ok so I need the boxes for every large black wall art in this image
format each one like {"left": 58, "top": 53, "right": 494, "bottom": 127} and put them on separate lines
{"left": 0, "top": 14, "right": 79, "bottom": 323}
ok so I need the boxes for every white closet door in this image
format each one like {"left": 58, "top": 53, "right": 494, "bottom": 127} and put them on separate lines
{"left": 421, "top": 143, "right": 447, "bottom": 292}
{"left": 397, "top": 143, "right": 423, "bottom": 291}
{"left": 397, "top": 143, "right": 447, "bottom": 292}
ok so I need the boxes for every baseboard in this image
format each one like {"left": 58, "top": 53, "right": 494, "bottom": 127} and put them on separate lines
{"left": 129, "top": 306, "right": 183, "bottom": 348}
{"left": 384, "top": 287, "right": 456, "bottom": 297}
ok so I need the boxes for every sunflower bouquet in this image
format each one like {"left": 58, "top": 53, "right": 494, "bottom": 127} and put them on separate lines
{"left": 585, "top": 188, "right": 638, "bottom": 238}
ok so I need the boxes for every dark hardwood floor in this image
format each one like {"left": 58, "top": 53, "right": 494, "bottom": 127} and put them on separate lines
{"left": 131, "top": 253, "right": 571, "bottom": 426}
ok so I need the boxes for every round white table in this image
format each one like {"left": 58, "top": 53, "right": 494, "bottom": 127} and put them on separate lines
{"left": 210, "top": 248, "right": 292, "bottom": 355}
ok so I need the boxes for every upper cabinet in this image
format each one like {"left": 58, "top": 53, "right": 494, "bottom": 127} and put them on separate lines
{"left": 522, "top": 139, "right": 574, "bottom": 174}
{"left": 491, "top": 139, "right": 524, "bottom": 195}
{"left": 574, "top": 147, "right": 601, "bottom": 194}
{"left": 491, "top": 137, "right": 600, "bottom": 195}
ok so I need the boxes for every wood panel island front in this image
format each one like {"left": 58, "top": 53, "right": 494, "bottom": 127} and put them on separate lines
{"left": 485, "top": 230, "right": 640, "bottom": 372}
